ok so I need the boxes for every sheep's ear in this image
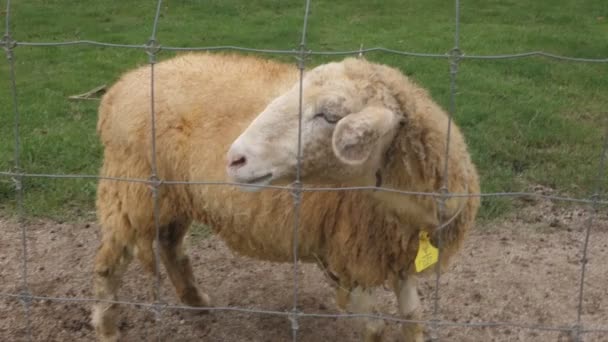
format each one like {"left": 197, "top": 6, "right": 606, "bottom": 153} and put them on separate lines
{"left": 332, "top": 107, "right": 400, "bottom": 165}
{"left": 372, "top": 64, "right": 418, "bottom": 117}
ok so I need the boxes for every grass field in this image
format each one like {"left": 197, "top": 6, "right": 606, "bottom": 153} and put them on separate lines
{"left": 0, "top": 0, "right": 606, "bottom": 220}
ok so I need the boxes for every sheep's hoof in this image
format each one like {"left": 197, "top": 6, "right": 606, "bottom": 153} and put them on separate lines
{"left": 363, "top": 331, "right": 383, "bottom": 342}
{"left": 92, "top": 304, "right": 121, "bottom": 342}
{"left": 181, "top": 308, "right": 210, "bottom": 319}
{"left": 181, "top": 292, "right": 212, "bottom": 317}
{"left": 97, "top": 331, "right": 120, "bottom": 342}
{"left": 401, "top": 323, "right": 424, "bottom": 342}
{"left": 364, "top": 320, "right": 385, "bottom": 342}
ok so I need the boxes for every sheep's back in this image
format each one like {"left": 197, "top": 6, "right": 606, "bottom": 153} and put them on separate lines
{"left": 97, "top": 53, "right": 298, "bottom": 181}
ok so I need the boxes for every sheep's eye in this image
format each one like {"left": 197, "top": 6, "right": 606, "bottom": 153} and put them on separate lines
{"left": 314, "top": 112, "right": 340, "bottom": 124}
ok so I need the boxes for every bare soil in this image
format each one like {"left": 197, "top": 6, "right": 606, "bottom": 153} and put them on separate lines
{"left": 1, "top": 195, "right": 607, "bottom": 342}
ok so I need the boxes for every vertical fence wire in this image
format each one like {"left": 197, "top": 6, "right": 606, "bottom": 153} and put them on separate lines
{"left": 147, "top": 0, "right": 164, "bottom": 341}
{"left": 431, "top": 0, "right": 461, "bottom": 340}
{"left": 574, "top": 120, "right": 608, "bottom": 341}
{"left": 291, "top": 1, "right": 312, "bottom": 340}
{"left": 3, "top": 0, "right": 33, "bottom": 340}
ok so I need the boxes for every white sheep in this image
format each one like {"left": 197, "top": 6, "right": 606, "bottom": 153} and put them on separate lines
{"left": 93, "top": 52, "right": 480, "bottom": 342}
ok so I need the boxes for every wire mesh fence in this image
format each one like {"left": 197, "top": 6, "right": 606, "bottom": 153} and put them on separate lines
{"left": 2, "top": 0, "right": 608, "bottom": 341}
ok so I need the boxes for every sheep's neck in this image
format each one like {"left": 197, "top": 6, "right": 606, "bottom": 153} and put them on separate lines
{"left": 371, "top": 126, "right": 442, "bottom": 230}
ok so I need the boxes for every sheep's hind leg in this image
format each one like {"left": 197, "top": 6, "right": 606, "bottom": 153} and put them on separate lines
{"left": 92, "top": 235, "right": 133, "bottom": 342}
{"left": 347, "top": 287, "right": 386, "bottom": 342}
{"left": 159, "top": 220, "right": 210, "bottom": 312}
{"left": 393, "top": 275, "right": 424, "bottom": 342}
{"left": 134, "top": 236, "right": 161, "bottom": 302}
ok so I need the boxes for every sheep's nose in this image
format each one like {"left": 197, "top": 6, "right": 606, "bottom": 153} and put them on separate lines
{"left": 228, "top": 154, "right": 247, "bottom": 169}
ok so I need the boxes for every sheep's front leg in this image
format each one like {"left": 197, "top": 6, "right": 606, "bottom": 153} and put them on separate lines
{"left": 347, "top": 287, "right": 386, "bottom": 342}
{"left": 335, "top": 285, "right": 350, "bottom": 310}
{"left": 394, "top": 275, "right": 424, "bottom": 342}
{"left": 159, "top": 221, "right": 210, "bottom": 310}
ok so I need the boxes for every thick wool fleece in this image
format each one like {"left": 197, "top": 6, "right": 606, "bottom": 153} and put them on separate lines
{"left": 96, "top": 53, "right": 479, "bottom": 290}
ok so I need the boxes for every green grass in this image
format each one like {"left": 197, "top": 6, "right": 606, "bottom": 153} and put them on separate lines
{"left": 0, "top": 0, "right": 606, "bottom": 220}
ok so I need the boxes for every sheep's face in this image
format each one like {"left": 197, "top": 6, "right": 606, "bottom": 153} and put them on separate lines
{"left": 227, "top": 58, "right": 404, "bottom": 190}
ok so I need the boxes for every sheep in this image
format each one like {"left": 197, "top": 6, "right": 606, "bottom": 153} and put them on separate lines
{"left": 93, "top": 52, "right": 480, "bottom": 342}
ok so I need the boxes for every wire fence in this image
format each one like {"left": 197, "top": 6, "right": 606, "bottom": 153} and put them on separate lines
{"left": 2, "top": 0, "right": 608, "bottom": 341}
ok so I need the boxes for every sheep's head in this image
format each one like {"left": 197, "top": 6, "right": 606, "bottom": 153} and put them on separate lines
{"left": 227, "top": 58, "right": 414, "bottom": 190}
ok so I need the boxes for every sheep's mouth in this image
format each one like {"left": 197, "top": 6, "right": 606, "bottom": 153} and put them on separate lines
{"left": 244, "top": 173, "right": 273, "bottom": 185}
{"left": 230, "top": 173, "right": 272, "bottom": 192}
{"left": 236, "top": 173, "right": 273, "bottom": 192}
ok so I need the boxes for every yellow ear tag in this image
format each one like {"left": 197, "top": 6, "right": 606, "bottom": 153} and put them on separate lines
{"left": 415, "top": 231, "right": 439, "bottom": 272}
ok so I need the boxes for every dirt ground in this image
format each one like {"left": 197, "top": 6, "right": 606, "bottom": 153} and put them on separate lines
{"left": 1, "top": 194, "right": 607, "bottom": 342}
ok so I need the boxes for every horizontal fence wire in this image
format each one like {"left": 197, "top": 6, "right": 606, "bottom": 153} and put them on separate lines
{"left": 1, "top": 292, "right": 608, "bottom": 334}
{"left": 0, "top": 171, "right": 605, "bottom": 205}
{"left": 6, "top": 40, "right": 608, "bottom": 62}
{"left": 2, "top": 0, "right": 608, "bottom": 341}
